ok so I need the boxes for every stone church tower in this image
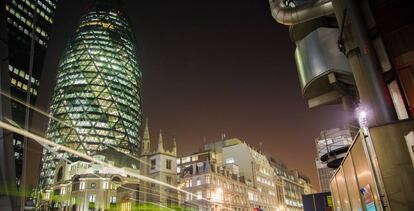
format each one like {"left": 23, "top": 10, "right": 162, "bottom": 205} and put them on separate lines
{"left": 139, "top": 119, "right": 178, "bottom": 207}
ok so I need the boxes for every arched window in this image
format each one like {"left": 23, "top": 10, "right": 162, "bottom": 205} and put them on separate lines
{"left": 72, "top": 176, "right": 81, "bottom": 191}
{"left": 57, "top": 167, "right": 63, "bottom": 182}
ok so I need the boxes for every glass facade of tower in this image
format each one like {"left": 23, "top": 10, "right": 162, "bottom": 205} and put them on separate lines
{"left": 40, "top": 3, "right": 142, "bottom": 187}
{"left": 4, "top": 0, "right": 57, "bottom": 187}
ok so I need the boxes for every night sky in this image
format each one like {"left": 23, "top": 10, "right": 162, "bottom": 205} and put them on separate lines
{"left": 33, "top": 0, "right": 350, "bottom": 190}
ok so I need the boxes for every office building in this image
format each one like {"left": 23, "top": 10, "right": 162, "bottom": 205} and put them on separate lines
{"left": 4, "top": 0, "right": 58, "bottom": 188}
{"left": 40, "top": 0, "right": 142, "bottom": 188}
{"left": 314, "top": 128, "right": 353, "bottom": 192}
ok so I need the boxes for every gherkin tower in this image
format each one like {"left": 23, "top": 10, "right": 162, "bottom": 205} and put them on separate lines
{"left": 40, "top": 1, "right": 142, "bottom": 187}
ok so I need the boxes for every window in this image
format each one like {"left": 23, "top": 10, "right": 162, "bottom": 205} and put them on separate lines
{"left": 196, "top": 178, "right": 201, "bottom": 186}
{"left": 110, "top": 196, "right": 116, "bottom": 204}
{"left": 89, "top": 194, "right": 96, "bottom": 203}
{"left": 186, "top": 179, "right": 192, "bottom": 188}
{"left": 225, "top": 157, "right": 235, "bottom": 164}
{"left": 181, "top": 157, "right": 190, "bottom": 163}
{"left": 103, "top": 181, "right": 109, "bottom": 189}
{"left": 57, "top": 167, "right": 63, "bottom": 181}
{"left": 205, "top": 175, "right": 210, "bottom": 184}
{"left": 166, "top": 176, "right": 172, "bottom": 184}
{"left": 166, "top": 159, "right": 172, "bottom": 170}
{"left": 80, "top": 182, "right": 85, "bottom": 190}
{"left": 91, "top": 182, "right": 96, "bottom": 188}
{"left": 151, "top": 159, "right": 156, "bottom": 170}
{"left": 197, "top": 191, "right": 202, "bottom": 200}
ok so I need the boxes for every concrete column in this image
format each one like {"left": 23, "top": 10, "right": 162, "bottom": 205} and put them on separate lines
{"left": 333, "top": 0, "right": 398, "bottom": 126}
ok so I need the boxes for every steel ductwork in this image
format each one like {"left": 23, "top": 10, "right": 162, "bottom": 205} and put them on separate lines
{"left": 269, "top": 0, "right": 334, "bottom": 25}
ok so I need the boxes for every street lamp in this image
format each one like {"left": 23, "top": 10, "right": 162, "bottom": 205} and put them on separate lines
{"left": 356, "top": 106, "right": 369, "bottom": 135}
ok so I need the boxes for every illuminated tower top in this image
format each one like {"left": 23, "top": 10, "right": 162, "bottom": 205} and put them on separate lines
{"left": 41, "top": 0, "right": 142, "bottom": 187}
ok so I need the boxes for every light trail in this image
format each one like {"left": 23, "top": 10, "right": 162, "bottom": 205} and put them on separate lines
{"left": 0, "top": 90, "right": 72, "bottom": 128}
{"left": 128, "top": 198, "right": 175, "bottom": 211}
{"left": 103, "top": 142, "right": 150, "bottom": 166}
{"left": 0, "top": 120, "right": 232, "bottom": 210}
{"left": 0, "top": 91, "right": 232, "bottom": 210}
{"left": 42, "top": 142, "right": 202, "bottom": 210}
{"left": 0, "top": 90, "right": 151, "bottom": 167}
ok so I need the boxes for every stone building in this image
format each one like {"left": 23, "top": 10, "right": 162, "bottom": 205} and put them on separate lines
{"left": 42, "top": 150, "right": 140, "bottom": 211}
{"left": 178, "top": 138, "right": 287, "bottom": 210}
{"left": 139, "top": 120, "right": 179, "bottom": 209}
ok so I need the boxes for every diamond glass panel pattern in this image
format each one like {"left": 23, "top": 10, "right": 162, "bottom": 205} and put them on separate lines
{"left": 40, "top": 5, "right": 142, "bottom": 187}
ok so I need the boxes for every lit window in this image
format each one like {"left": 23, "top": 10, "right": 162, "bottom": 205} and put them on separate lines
{"left": 11, "top": 78, "right": 16, "bottom": 85}
{"left": 181, "top": 157, "right": 190, "bottom": 163}
{"left": 205, "top": 175, "right": 210, "bottom": 184}
{"left": 103, "top": 181, "right": 109, "bottom": 189}
{"left": 225, "top": 157, "right": 234, "bottom": 164}
{"left": 110, "top": 196, "right": 116, "bottom": 204}
{"left": 79, "top": 181, "right": 85, "bottom": 190}
{"left": 89, "top": 194, "right": 96, "bottom": 203}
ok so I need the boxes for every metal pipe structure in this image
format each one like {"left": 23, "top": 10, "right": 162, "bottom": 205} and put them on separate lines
{"left": 269, "top": 0, "right": 334, "bottom": 26}
{"left": 345, "top": 0, "right": 397, "bottom": 126}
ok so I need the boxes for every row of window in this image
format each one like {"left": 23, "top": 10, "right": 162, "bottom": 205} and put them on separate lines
{"left": 52, "top": 195, "right": 116, "bottom": 207}
{"left": 179, "top": 155, "right": 198, "bottom": 164}
{"left": 10, "top": 77, "right": 38, "bottom": 96}
{"left": 6, "top": 3, "right": 49, "bottom": 39}
{"left": 9, "top": 65, "right": 39, "bottom": 85}
{"left": 21, "top": 0, "right": 54, "bottom": 20}
{"left": 11, "top": 0, "right": 53, "bottom": 24}
{"left": 256, "top": 176, "right": 275, "bottom": 187}
{"left": 150, "top": 159, "right": 172, "bottom": 170}
{"left": 6, "top": 17, "right": 47, "bottom": 47}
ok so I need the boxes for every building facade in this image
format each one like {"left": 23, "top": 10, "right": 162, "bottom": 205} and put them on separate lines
{"left": 42, "top": 151, "right": 140, "bottom": 211}
{"left": 268, "top": 157, "right": 315, "bottom": 211}
{"left": 4, "top": 0, "right": 58, "bottom": 188}
{"left": 177, "top": 138, "right": 311, "bottom": 211}
{"left": 178, "top": 151, "right": 253, "bottom": 211}
{"left": 139, "top": 120, "right": 179, "bottom": 209}
{"left": 43, "top": 120, "right": 180, "bottom": 211}
{"left": 40, "top": 0, "right": 142, "bottom": 188}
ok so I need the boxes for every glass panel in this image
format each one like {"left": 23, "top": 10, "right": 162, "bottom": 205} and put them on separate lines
{"left": 351, "top": 135, "right": 380, "bottom": 210}
{"left": 343, "top": 153, "right": 363, "bottom": 210}
{"left": 335, "top": 168, "right": 351, "bottom": 211}
{"left": 330, "top": 177, "right": 342, "bottom": 211}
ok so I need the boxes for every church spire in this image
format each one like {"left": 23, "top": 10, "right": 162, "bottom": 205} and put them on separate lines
{"left": 141, "top": 118, "right": 150, "bottom": 155}
{"left": 157, "top": 129, "right": 165, "bottom": 153}
{"left": 172, "top": 137, "right": 177, "bottom": 156}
